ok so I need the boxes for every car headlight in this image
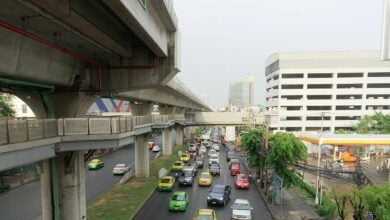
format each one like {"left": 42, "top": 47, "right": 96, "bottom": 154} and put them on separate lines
{"left": 219, "top": 197, "right": 224, "bottom": 200}
{"left": 207, "top": 196, "right": 211, "bottom": 200}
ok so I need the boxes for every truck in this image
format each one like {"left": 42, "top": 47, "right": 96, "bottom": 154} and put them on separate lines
{"left": 225, "top": 126, "right": 236, "bottom": 142}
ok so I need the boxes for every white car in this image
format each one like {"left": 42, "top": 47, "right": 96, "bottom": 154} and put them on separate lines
{"left": 152, "top": 145, "right": 161, "bottom": 152}
{"left": 199, "top": 145, "right": 207, "bottom": 155}
{"left": 112, "top": 163, "right": 130, "bottom": 175}
{"left": 209, "top": 155, "right": 219, "bottom": 165}
{"left": 208, "top": 149, "right": 219, "bottom": 157}
{"left": 212, "top": 144, "right": 220, "bottom": 152}
{"left": 231, "top": 199, "right": 253, "bottom": 220}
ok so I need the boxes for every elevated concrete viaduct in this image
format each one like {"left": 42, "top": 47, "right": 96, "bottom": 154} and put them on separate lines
{"left": 0, "top": 1, "right": 209, "bottom": 219}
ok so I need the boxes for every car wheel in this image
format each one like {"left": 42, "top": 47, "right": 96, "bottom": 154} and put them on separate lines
{"left": 223, "top": 199, "right": 226, "bottom": 206}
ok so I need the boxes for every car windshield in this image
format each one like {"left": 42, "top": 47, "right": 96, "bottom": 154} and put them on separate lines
{"left": 231, "top": 164, "right": 240, "bottom": 169}
{"left": 237, "top": 175, "right": 247, "bottom": 181}
{"left": 172, "top": 194, "right": 185, "bottom": 201}
{"left": 210, "top": 165, "right": 219, "bottom": 169}
{"left": 115, "top": 164, "right": 125, "bottom": 168}
{"left": 196, "top": 157, "right": 203, "bottom": 161}
{"left": 181, "top": 172, "right": 192, "bottom": 177}
{"left": 174, "top": 162, "right": 182, "bottom": 166}
{"left": 232, "top": 202, "right": 251, "bottom": 210}
{"left": 211, "top": 186, "right": 225, "bottom": 193}
{"left": 182, "top": 154, "right": 188, "bottom": 157}
{"left": 201, "top": 173, "right": 209, "bottom": 179}
{"left": 160, "top": 178, "right": 171, "bottom": 183}
{"left": 197, "top": 216, "right": 213, "bottom": 220}
{"left": 210, "top": 156, "right": 218, "bottom": 160}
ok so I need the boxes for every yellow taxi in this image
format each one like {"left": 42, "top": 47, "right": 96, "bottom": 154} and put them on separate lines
{"left": 158, "top": 176, "right": 175, "bottom": 191}
{"left": 87, "top": 159, "right": 104, "bottom": 170}
{"left": 180, "top": 153, "right": 191, "bottom": 162}
{"left": 172, "top": 161, "right": 185, "bottom": 172}
{"left": 193, "top": 209, "right": 217, "bottom": 220}
{"left": 198, "top": 172, "right": 212, "bottom": 186}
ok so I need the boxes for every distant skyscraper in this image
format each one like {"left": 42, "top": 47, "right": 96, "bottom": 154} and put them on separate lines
{"left": 229, "top": 75, "right": 254, "bottom": 108}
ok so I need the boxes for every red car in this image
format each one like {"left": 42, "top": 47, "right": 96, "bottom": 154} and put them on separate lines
{"left": 234, "top": 174, "right": 249, "bottom": 189}
{"left": 230, "top": 163, "right": 240, "bottom": 176}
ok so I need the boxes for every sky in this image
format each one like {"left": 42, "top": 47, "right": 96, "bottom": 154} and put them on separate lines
{"left": 174, "top": 0, "right": 383, "bottom": 108}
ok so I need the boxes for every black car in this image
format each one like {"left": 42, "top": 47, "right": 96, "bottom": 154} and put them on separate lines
{"left": 207, "top": 184, "right": 231, "bottom": 206}
{"left": 209, "top": 164, "right": 220, "bottom": 176}
{"left": 178, "top": 170, "right": 194, "bottom": 186}
{"left": 226, "top": 150, "right": 236, "bottom": 161}
{"left": 195, "top": 156, "right": 204, "bottom": 168}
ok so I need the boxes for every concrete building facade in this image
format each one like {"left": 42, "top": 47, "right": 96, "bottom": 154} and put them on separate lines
{"left": 229, "top": 76, "right": 254, "bottom": 109}
{"left": 265, "top": 51, "right": 390, "bottom": 132}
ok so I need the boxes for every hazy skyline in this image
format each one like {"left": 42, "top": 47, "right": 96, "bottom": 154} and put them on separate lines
{"left": 174, "top": 0, "right": 383, "bottom": 108}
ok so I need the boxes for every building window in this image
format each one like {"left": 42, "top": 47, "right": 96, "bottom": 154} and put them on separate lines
{"left": 335, "top": 116, "right": 361, "bottom": 120}
{"left": 367, "top": 72, "right": 390, "bottom": 77}
{"left": 265, "top": 60, "right": 279, "bottom": 76}
{"left": 337, "top": 84, "right": 363, "bottom": 89}
{"left": 285, "top": 116, "right": 302, "bottom": 121}
{"left": 285, "top": 127, "right": 302, "bottom": 131}
{"left": 281, "top": 95, "right": 303, "bottom": 100}
{"left": 282, "top": 106, "right": 302, "bottom": 111}
{"left": 306, "top": 116, "right": 331, "bottom": 120}
{"left": 138, "top": 0, "right": 147, "bottom": 9}
{"left": 307, "top": 73, "right": 333, "bottom": 78}
{"left": 307, "top": 95, "right": 332, "bottom": 100}
{"left": 306, "top": 127, "right": 330, "bottom": 131}
{"left": 366, "top": 105, "right": 390, "bottom": 110}
{"left": 337, "top": 73, "right": 363, "bottom": 78}
{"left": 335, "top": 106, "right": 362, "bottom": 110}
{"left": 281, "top": 84, "right": 303, "bottom": 89}
{"left": 306, "top": 106, "right": 332, "bottom": 111}
{"left": 22, "top": 104, "right": 27, "bottom": 113}
{"left": 281, "top": 73, "right": 304, "bottom": 78}
{"left": 307, "top": 84, "right": 332, "bottom": 89}
{"left": 336, "top": 95, "right": 362, "bottom": 99}
{"left": 366, "top": 94, "right": 390, "bottom": 99}
{"left": 367, "top": 83, "right": 390, "bottom": 88}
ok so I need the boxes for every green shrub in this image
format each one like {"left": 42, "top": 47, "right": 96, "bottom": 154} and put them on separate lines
{"left": 315, "top": 195, "right": 336, "bottom": 217}
{"left": 0, "top": 184, "right": 10, "bottom": 192}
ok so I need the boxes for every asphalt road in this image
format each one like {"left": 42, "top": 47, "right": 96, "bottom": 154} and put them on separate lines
{"left": 134, "top": 147, "right": 272, "bottom": 220}
{"left": 0, "top": 135, "right": 160, "bottom": 220}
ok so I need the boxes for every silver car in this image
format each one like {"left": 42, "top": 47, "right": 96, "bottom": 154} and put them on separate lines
{"left": 112, "top": 163, "right": 130, "bottom": 175}
{"left": 231, "top": 199, "right": 253, "bottom": 220}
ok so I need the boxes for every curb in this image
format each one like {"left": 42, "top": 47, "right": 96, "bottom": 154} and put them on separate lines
{"left": 129, "top": 186, "right": 157, "bottom": 220}
{"left": 241, "top": 158, "right": 276, "bottom": 220}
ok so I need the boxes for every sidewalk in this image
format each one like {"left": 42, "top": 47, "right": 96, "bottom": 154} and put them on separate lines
{"left": 242, "top": 159, "right": 320, "bottom": 220}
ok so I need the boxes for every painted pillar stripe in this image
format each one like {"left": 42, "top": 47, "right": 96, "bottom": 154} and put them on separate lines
{"left": 115, "top": 100, "right": 124, "bottom": 112}
{"left": 95, "top": 98, "right": 109, "bottom": 112}
{"left": 110, "top": 98, "right": 117, "bottom": 110}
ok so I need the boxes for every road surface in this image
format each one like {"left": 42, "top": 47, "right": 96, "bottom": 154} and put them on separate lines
{"left": 0, "top": 135, "right": 160, "bottom": 220}
{"left": 134, "top": 148, "right": 272, "bottom": 220}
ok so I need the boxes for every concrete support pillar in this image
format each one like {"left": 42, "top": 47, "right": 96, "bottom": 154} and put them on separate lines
{"left": 176, "top": 126, "right": 184, "bottom": 146}
{"left": 40, "top": 159, "right": 52, "bottom": 220}
{"left": 135, "top": 134, "right": 149, "bottom": 177}
{"left": 56, "top": 151, "right": 86, "bottom": 220}
{"left": 162, "top": 128, "right": 172, "bottom": 155}
{"left": 159, "top": 106, "right": 177, "bottom": 115}
{"left": 130, "top": 103, "right": 154, "bottom": 116}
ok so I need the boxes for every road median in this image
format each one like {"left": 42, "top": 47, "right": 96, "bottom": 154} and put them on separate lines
{"left": 87, "top": 145, "right": 185, "bottom": 220}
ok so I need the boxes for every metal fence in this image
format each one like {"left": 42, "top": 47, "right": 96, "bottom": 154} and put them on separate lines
{"left": 0, "top": 114, "right": 186, "bottom": 145}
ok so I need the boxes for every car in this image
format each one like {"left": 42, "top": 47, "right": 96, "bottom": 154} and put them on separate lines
{"left": 209, "top": 164, "right": 220, "bottom": 176}
{"left": 209, "top": 155, "right": 219, "bottom": 165}
{"left": 168, "top": 191, "right": 188, "bottom": 212}
{"left": 172, "top": 161, "right": 185, "bottom": 172}
{"left": 180, "top": 153, "right": 191, "bottom": 162}
{"left": 198, "top": 172, "right": 212, "bottom": 186}
{"left": 199, "top": 146, "right": 207, "bottom": 155}
{"left": 87, "top": 159, "right": 104, "bottom": 170}
{"left": 209, "top": 160, "right": 219, "bottom": 167}
{"left": 212, "top": 144, "right": 220, "bottom": 152}
{"left": 234, "top": 174, "right": 249, "bottom": 189}
{"left": 193, "top": 209, "right": 217, "bottom": 220}
{"left": 148, "top": 140, "right": 155, "bottom": 150}
{"left": 226, "top": 150, "right": 236, "bottom": 161}
{"left": 152, "top": 145, "right": 161, "bottom": 152}
{"left": 188, "top": 143, "right": 197, "bottom": 152}
{"left": 183, "top": 163, "right": 198, "bottom": 175}
{"left": 195, "top": 156, "right": 204, "bottom": 168}
{"left": 207, "top": 184, "right": 231, "bottom": 206}
{"left": 229, "top": 158, "right": 240, "bottom": 168}
{"left": 112, "top": 163, "right": 130, "bottom": 175}
{"left": 158, "top": 176, "right": 175, "bottom": 191}
{"left": 179, "top": 169, "right": 195, "bottom": 186}
{"left": 226, "top": 145, "right": 235, "bottom": 152}
{"left": 230, "top": 163, "right": 241, "bottom": 176}
{"left": 208, "top": 149, "right": 218, "bottom": 157}
{"left": 231, "top": 199, "right": 253, "bottom": 220}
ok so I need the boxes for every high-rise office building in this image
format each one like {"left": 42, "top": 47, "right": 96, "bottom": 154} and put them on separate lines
{"left": 229, "top": 75, "right": 254, "bottom": 108}
{"left": 265, "top": 51, "right": 390, "bottom": 132}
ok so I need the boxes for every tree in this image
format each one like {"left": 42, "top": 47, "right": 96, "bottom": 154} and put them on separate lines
{"left": 241, "top": 127, "right": 263, "bottom": 172}
{"left": 354, "top": 115, "right": 375, "bottom": 134}
{"left": 357, "top": 184, "right": 390, "bottom": 219}
{"left": 349, "top": 192, "right": 365, "bottom": 220}
{"left": 354, "top": 112, "right": 390, "bottom": 134}
{"left": 333, "top": 190, "right": 348, "bottom": 220}
{"left": 266, "top": 132, "right": 307, "bottom": 187}
{"left": 0, "top": 94, "right": 15, "bottom": 117}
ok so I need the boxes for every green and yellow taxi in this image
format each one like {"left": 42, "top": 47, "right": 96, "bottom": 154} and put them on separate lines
{"left": 168, "top": 191, "right": 188, "bottom": 211}
{"left": 193, "top": 209, "right": 217, "bottom": 220}
{"left": 180, "top": 153, "right": 191, "bottom": 162}
{"left": 158, "top": 176, "right": 175, "bottom": 191}
{"left": 87, "top": 159, "right": 104, "bottom": 170}
{"left": 198, "top": 172, "right": 212, "bottom": 186}
{"left": 172, "top": 161, "right": 185, "bottom": 171}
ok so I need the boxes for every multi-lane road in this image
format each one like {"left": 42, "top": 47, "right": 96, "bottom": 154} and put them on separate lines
{"left": 134, "top": 148, "right": 272, "bottom": 220}
{"left": 0, "top": 136, "right": 160, "bottom": 220}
